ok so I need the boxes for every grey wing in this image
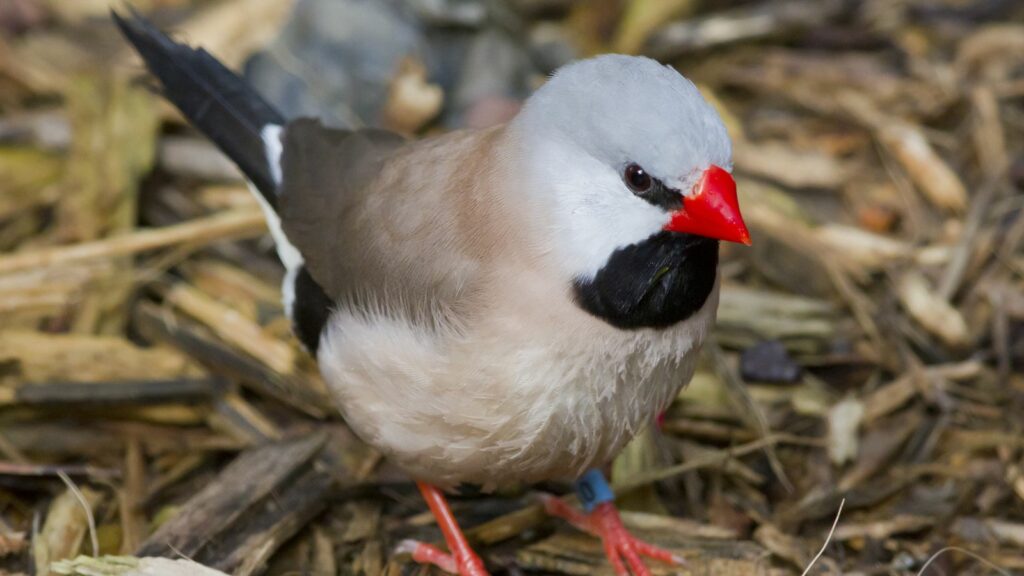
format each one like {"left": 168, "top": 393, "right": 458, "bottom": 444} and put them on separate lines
{"left": 278, "top": 118, "right": 405, "bottom": 301}
{"left": 276, "top": 119, "right": 486, "bottom": 350}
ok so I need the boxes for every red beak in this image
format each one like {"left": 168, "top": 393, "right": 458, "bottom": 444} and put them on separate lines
{"left": 663, "top": 165, "right": 751, "bottom": 245}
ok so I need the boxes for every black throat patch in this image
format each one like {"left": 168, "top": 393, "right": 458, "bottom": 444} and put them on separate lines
{"left": 572, "top": 232, "right": 719, "bottom": 329}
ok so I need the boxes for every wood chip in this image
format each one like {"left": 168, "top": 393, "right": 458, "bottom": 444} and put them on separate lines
{"left": 136, "top": 432, "right": 328, "bottom": 558}
{"left": 33, "top": 488, "right": 104, "bottom": 576}
{"left": 162, "top": 282, "right": 295, "bottom": 375}
{"left": 897, "top": 271, "right": 970, "bottom": 348}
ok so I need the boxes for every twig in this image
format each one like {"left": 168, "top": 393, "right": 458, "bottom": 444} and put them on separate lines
{"left": 800, "top": 498, "right": 844, "bottom": 576}
{"left": 0, "top": 209, "right": 266, "bottom": 276}
{"left": 613, "top": 433, "right": 822, "bottom": 493}
{"left": 0, "top": 462, "right": 120, "bottom": 480}
{"left": 161, "top": 282, "right": 295, "bottom": 375}
{"left": 56, "top": 471, "right": 99, "bottom": 558}
{"left": 708, "top": 341, "right": 793, "bottom": 492}
{"left": 647, "top": 0, "right": 848, "bottom": 57}
{"left": 916, "top": 546, "right": 1011, "bottom": 576}
{"left": 937, "top": 174, "right": 1004, "bottom": 300}
{"left": 9, "top": 378, "right": 222, "bottom": 407}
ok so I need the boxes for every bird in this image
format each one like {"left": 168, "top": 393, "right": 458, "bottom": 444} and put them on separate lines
{"left": 113, "top": 10, "right": 750, "bottom": 576}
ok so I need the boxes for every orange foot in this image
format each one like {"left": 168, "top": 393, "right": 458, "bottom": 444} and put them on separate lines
{"left": 396, "top": 482, "right": 489, "bottom": 576}
{"left": 541, "top": 494, "right": 683, "bottom": 576}
{"left": 395, "top": 539, "right": 488, "bottom": 576}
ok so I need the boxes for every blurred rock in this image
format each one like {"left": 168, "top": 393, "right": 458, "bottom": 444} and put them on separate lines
{"left": 447, "top": 28, "right": 532, "bottom": 126}
{"left": 244, "top": 0, "right": 424, "bottom": 128}
{"left": 382, "top": 57, "right": 444, "bottom": 133}
{"left": 244, "top": 0, "right": 538, "bottom": 130}
{"left": 740, "top": 340, "right": 803, "bottom": 384}
{"left": 408, "top": 0, "right": 489, "bottom": 27}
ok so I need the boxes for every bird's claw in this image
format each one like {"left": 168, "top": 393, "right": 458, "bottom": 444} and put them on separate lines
{"left": 592, "top": 509, "right": 683, "bottom": 576}
{"left": 396, "top": 539, "right": 489, "bottom": 576}
{"left": 540, "top": 495, "right": 683, "bottom": 576}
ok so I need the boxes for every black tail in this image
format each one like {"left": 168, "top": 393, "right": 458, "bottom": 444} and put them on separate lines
{"left": 113, "top": 9, "right": 284, "bottom": 206}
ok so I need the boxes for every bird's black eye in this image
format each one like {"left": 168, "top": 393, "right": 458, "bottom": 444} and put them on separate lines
{"left": 624, "top": 163, "right": 652, "bottom": 193}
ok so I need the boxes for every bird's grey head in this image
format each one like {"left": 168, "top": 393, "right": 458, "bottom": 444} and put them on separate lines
{"left": 511, "top": 55, "right": 738, "bottom": 280}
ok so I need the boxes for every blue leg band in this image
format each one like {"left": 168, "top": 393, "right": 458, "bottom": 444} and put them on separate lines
{"left": 575, "top": 468, "right": 615, "bottom": 513}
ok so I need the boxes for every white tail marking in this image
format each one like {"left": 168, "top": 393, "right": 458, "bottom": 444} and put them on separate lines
{"left": 252, "top": 124, "right": 303, "bottom": 318}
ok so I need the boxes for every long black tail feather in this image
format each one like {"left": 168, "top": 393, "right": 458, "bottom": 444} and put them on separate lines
{"left": 113, "top": 9, "right": 285, "bottom": 206}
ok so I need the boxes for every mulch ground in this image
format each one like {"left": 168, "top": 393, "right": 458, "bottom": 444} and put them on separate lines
{"left": 1, "top": 1, "right": 1023, "bottom": 574}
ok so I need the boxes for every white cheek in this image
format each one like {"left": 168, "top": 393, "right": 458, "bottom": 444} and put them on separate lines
{"left": 558, "top": 185, "right": 668, "bottom": 277}
{"left": 527, "top": 141, "right": 669, "bottom": 278}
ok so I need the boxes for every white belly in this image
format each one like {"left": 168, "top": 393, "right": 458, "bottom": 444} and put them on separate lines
{"left": 317, "top": 284, "right": 718, "bottom": 490}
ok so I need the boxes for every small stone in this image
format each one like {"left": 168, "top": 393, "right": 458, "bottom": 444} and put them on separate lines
{"left": 245, "top": 0, "right": 538, "bottom": 131}
{"left": 740, "top": 340, "right": 803, "bottom": 384}
{"left": 445, "top": 28, "right": 533, "bottom": 127}
{"left": 408, "top": 0, "right": 488, "bottom": 27}
{"left": 244, "top": 0, "right": 425, "bottom": 128}
{"left": 382, "top": 57, "right": 445, "bottom": 133}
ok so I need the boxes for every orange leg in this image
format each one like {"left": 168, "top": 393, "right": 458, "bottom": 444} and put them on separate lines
{"left": 540, "top": 469, "right": 683, "bottom": 576}
{"left": 396, "top": 482, "right": 489, "bottom": 576}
